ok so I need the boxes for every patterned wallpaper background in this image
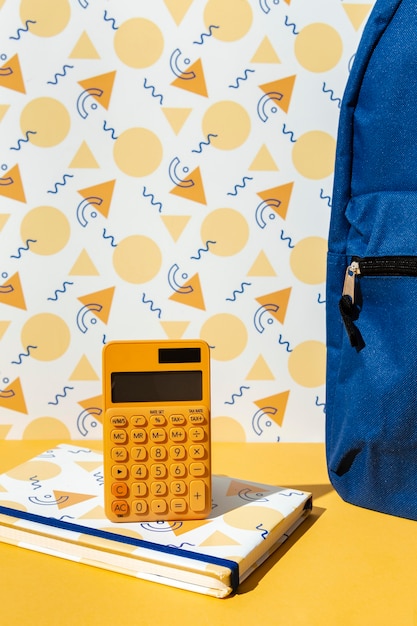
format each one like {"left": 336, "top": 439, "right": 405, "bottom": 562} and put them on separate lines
{"left": 0, "top": 0, "right": 374, "bottom": 441}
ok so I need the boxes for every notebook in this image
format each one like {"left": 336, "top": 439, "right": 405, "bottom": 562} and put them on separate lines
{"left": 0, "top": 444, "right": 312, "bottom": 597}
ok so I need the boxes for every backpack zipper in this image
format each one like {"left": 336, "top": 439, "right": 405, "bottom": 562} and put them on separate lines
{"left": 340, "top": 256, "right": 417, "bottom": 348}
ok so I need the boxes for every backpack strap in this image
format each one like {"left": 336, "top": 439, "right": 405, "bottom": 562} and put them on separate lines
{"left": 328, "top": 0, "right": 403, "bottom": 255}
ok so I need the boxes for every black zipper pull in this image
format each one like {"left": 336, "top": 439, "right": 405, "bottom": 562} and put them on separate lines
{"left": 339, "top": 260, "right": 363, "bottom": 349}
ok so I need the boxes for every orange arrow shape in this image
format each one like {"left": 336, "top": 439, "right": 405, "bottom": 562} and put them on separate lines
{"left": 0, "top": 54, "right": 25, "bottom": 93}
{"left": 169, "top": 273, "right": 205, "bottom": 310}
{"left": 256, "top": 288, "right": 292, "bottom": 325}
{"left": 0, "top": 378, "right": 28, "bottom": 414}
{"left": 0, "top": 164, "right": 26, "bottom": 203}
{"left": 254, "top": 391, "right": 290, "bottom": 428}
{"left": 77, "top": 179, "right": 115, "bottom": 218}
{"left": 257, "top": 182, "right": 293, "bottom": 220}
{"left": 259, "top": 75, "right": 296, "bottom": 113}
{"left": 78, "top": 71, "right": 116, "bottom": 109}
{"left": 170, "top": 166, "right": 207, "bottom": 205}
{"left": 0, "top": 272, "right": 26, "bottom": 310}
{"left": 171, "top": 58, "right": 208, "bottom": 97}
{"left": 53, "top": 490, "right": 96, "bottom": 510}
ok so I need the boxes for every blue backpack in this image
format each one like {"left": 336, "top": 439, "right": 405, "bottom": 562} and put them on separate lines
{"left": 326, "top": 0, "right": 417, "bottom": 520}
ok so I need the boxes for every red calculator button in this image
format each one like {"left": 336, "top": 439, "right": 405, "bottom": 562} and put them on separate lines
{"left": 111, "top": 482, "right": 129, "bottom": 497}
{"left": 111, "top": 500, "right": 129, "bottom": 516}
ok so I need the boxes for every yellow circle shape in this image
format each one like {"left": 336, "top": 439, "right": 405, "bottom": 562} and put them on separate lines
{"left": 202, "top": 101, "right": 251, "bottom": 150}
{"left": 114, "top": 18, "right": 164, "bottom": 68}
{"left": 295, "top": 23, "right": 343, "bottom": 73}
{"left": 113, "top": 235, "right": 162, "bottom": 284}
{"left": 20, "top": 206, "right": 70, "bottom": 255}
{"left": 201, "top": 208, "right": 249, "bottom": 256}
{"left": 20, "top": 0, "right": 71, "bottom": 37}
{"left": 201, "top": 314, "right": 248, "bottom": 361}
{"left": 204, "top": 0, "right": 253, "bottom": 41}
{"left": 6, "top": 460, "right": 61, "bottom": 480}
{"left": 21, "top": 313, "right": 71, "bottom": 361}
{"left": 224, "top": 505, "right": 284, "bottom": 531}
{"left": 211, "top": 417, "right": 246, "bottom": 442}
{"left": 288, "top": 340, "right": 326, "bottom": 387}
{"left": 20, "top": 97, "right": 70, "bottom": 147}
{"left": 290, "top": 237, "right": 327, "bottom": 284}
{"left": 23, "top": 418, "right": 71, "bottom": 440}
{"left": 113, "top": 128, "right": 163, "bottom": 177}
{"left": 292, "top": 131, "right": 336, "bottom": 180}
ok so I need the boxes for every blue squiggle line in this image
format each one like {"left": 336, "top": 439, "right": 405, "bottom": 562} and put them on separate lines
{"left": 229, "top": 68, "right": 255, "bottom": 89}
{"left": 320, "top": 188, "right": 332, "bottom": 207}
{"left": 10, "top": 130, "right": 37, "bottom": 151}
{"left": 193, "top": 24, "right": 220, "bottom": 45}
{"left": 225, "top": 282, "right": 252, "bottom": 302}
{"left": 47, "top": 174, "right": 74, "bottom": 194}
{"left": 224, "top": 386, "right": 250, "bottom": 405}
{"left": 142, "top": 186, "right": 163, "bottom": 212}
{"left": 284, "top": 15, "right": 299, "bottom": 35}
{"left": 191, "top": 133, "right": 218, "bottom": 153}
{"left": 190, "top": 240, "right": 216, "bottom": 260}
{"left": 282, "top": 123, "right": 297, "bottom": 142}
{"left": 11, "top": 345, "right": 37, "bottom": 365}
{"left": 143, "top": 78, "right": 163, "bottom": 105}
{"left": 315, "top": 396, "right": 326, "bottom": 413}
{"left": 102, "top": 228, "right": 117, "bottom": 247}
{"left": 280, "top": 229, "right": 294, "bottom": 248}
{"left": 278, "top": 334, "right": 292, "bottom": 353}
{"left": 256, "top": 523, "right": 269, "bottom": 540}
{"left": 317, "top": 293, "right": 326, "bottom": 304}
{"left": 30, "top": 477, "right": 42, "bottom": 490}
{"left": 103, "top": 10, "right": 118, "bottom": 29}
{"left": 141, "top": 292, "right": 162, "bottom": 318}
{"left": 103, "top": 120, "right": 118, "bottom": 139}
{"left": 10, "top": 238, "right": 37, "bottom": 259}
{"left": 78, "top": 0, "right": 89, "bottom": 7}
{"left": 227, "top": 176, "right": 253, "bottom": 196}
{"left": 47, "top": 65, "right": 74, "bottom": 85}
{"left": 47, "top": 281, "right": 74, "bottom": 301}
{"left": 9, "top": 19, "right": 36, "bottom": 40}
{"left": 48, "top": 386, "right": 74, "bottom": 406}
{"left": 322, "top": 82, "right": 342, "bottom": 108}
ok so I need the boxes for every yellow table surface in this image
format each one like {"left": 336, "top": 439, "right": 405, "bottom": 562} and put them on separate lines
{"left": 0, "top": 440, "right": 416, "bottom": 626}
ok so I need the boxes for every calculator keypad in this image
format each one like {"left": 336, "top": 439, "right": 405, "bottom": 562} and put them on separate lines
{"left": 104, "top": 406, "right": 211, "bottom": 522}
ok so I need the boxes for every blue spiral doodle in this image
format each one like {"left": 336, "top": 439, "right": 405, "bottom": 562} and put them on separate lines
{"left": 224, "top": 386, "right": 250, "bottom": 405}
{"left": 190, "top": 240, "right": 216, "bottom": 260}
{"left": 280, "top": 229, "right": 294, "bottom": 248}
{"left": 227, "top": 176, "right": 253, "bottom": 196}
{"left": 10, "top": 238, "right": 37, "bottom": 259}
{"left": 193, "top": 24, "right": 220, "bottom": 45}
{"left": 282, "top": 123, "right": 297, "bottom": 142}
{"left": 47, "top": 174, "right": 74, "bottom": 194}
{"left": 142, "top": 186, "right": 163, "bottom": 212}
{"left": 322, "top": 82, "right": 341, "bottom": 108}
{"left": 141, "top": 292, "right": 162, "bottom": 318}
{"left": 47, "top": 65, "right": 74, "bottom": 85}
{"left": 102, "top": 228, "right": 117, "bottom": 247}
{"left": 284, "top": 15, "right": 299, "bottom": 35}
{"left": 10, "top": 130, "right": 37, "bottom": 151}
{"left": 103, "top": 10, "right": 118, "bottom": 29}
{"left": 47, "top": 281, "right": 74, "bottom": 301}
{"left": 191, "top": 133, "right": 218, "bottom": 153}
{"left": 143, "top": 78, "right": 163, "bottom": 105}
{"left": 48, "top": 386, "right": 74, "bottom": 405}
{"left": 228, "top": 69, "right": 255, "bottom": 89}
{"left": 103, "top": 120, "right": 118, "bottom": 139}
{"left": 11, "top": 345, "right": 37, "bottom": 365}
{"left": 278, "top": 334, "right": 292, "bottom": 353}
{"left": 225, "top": 282, "right": 252, "bottom": 302}
{"left": 9, "top": 20, "right": 36, "bottom": 40}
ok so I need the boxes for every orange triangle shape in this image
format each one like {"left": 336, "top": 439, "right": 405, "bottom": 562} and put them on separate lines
{"left": 200, "top": 531, "right": 240, "bottom": 547}
{"left": 257, "top": 182, "right": 293, "bottom": 220}
{"left": 78, "top": 71, "right": 116, "bottom": 110}
{"left": 0, "top": 272, "right": 26, "bottom": 310}
{"left": 343, "top": 4, "right": 372, "bottom": 31}
{"left": 256, "top": 288, "right": 292, "bottom": 324}
{"left": 170, "top": 167, "right": 206, "bottom": 205}
{"left": 0, "top": 54, "right": 25, "bottom": 94}
{"left": 77, "top": 180, "right": 115, "bottom": 218}
{"left": 78, "top": 394, "right": 103, "bottom": 412}
{"left": 171, "top": 58, "right": 208, "bottom": 97}
{"left": 78, "top": 286, "right": 115, "bottom": 324}
{"left": 254, "top": 391, "right": 290, "bottom": 428}
{"left": 53, "top": 490, "right": 96, "bottom": 510}
{"left": 0, "top": 164, "right": 26, "bottom": 203}
{"left": 169, "top": 273, "right": 205, "bottom": 310}
{"left": 0, "top": 378, "right": 28, "bottom": 414}
{"left": 259, "top": 75, "right": 296, "bottom": 114}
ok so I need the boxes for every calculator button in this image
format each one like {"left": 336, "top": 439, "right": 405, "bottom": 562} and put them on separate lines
{"left": 189, "top": 414, "right": 206, "bottom": 424}
{"left": 170, "top": 463, "right": 186, "bottom": 477}
{"left": 151, "top": 481, "right": 167, "bottom": 496}
{"left": 132, "top": 482, "right": 147, "bottom": 497}
{"left": 189, "top": 427, "right": 205, "bottom": 442}
{"left": 110, "top": 415, "right": 128, "bottom": 427}
{"left": 189, "top": 480, "right": 206, "bottom": 512}
{"left": 151, "top": 499, "right": 168, "bottom": 515}
{"left": 150, "top": 428, "right": 166, "bottom": 443}
{"left": 150, "top": 414, "right": 166, "bottom": 426}
{"left": 171, "top": 499, "right": 187, "bottom": 514}
{"left": 190, "top": 462, "right": 206, "bottom": 477}
{"left": 170, "top": 445, "right": 186, "bottom": 460}
{"left": 132, "top": 464, "right": 147, "bottom": 479}
{"left": 131, "top": 446, "right": 147, "bottom": 461}
{"left": 170, "top": 480, "right": 186, "bottom": 495}
{"left": 111, "top": 500, "right": 129, "bottom": 516}
{"left": 150, "top": 446, "right": 166, "bottom": 461}
{"left": 169, "top": 414, "right": 185, "bottom": 425}
{"left": 131, "top": 429, "right": 147, "bottom": 443}
{"left": 111, "top": 447, "right": 128, "bottom": 461}
{"left": 111, "top": 465, "right": 128, "bottom": 479}
{"left": 111, "top": 429, "right": 128, "bottom": 444}
{"left": 189, "top": 445, "right": 205, "bottom": 459}
{"left": 111, "top": 482, "right": 129, "bottom": 497}
{"left": 131, "top": 415, "right": 147, "bottom": 426}
{"left": 169, "top": 428, "right": 186, "bottom": 442}
{"left": 151, "top": 464, "right": 167, "bottom": 479}
{"left": 133, "top": 500, "right": 148, "bottom": 515}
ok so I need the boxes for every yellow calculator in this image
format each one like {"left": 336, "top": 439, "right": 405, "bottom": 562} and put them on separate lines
{"left": 102, "top": 339, "right": 211, "bottom": 522}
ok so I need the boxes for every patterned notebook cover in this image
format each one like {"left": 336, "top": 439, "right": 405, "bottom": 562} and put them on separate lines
{"left": 0, "top": 444, "right": 312, "bottom": 597}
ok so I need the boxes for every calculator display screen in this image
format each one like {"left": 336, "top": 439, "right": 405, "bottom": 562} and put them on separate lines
{"left": 111, "top": 371, "right": 202, "bottom": 403}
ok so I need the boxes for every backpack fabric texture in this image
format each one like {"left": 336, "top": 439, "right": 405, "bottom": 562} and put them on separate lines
{"left": 326, "top": 0, "right": 417, "bottom": 520}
